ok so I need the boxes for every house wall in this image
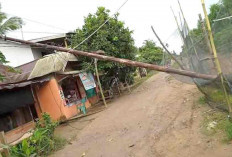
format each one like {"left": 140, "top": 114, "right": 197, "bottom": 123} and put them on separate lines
{"left": 5, "top": 121, "right": 35, "bottom": 144}
{"left": 36, "top": 78, "right": 78, "bottom": 121}
{"left": 31, "top": 48, "right": 42, "bottom": 60}
{"left": 88, "top": 95, "right": 99, "bottom": 105}
{"left": 35, "top": 75, "right": 99, "bottom": 121}
{"left": 0, "top": 40, "right": 36, "bottom": 67}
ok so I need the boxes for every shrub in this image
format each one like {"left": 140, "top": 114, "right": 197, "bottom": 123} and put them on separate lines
{"left": 10, "top": 113, "right": 65, "bottom": 157}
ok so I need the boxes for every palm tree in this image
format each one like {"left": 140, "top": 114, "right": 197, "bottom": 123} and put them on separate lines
{"left": 0, "top": 4, "right": 23, "bottom": 80}
{"left": 0, "top": 6, "right": 23, "bottom": 35}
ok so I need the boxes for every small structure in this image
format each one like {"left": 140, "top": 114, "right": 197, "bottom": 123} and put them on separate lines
{"left": 0, "top": 52, "right": 100, "bottom": 144}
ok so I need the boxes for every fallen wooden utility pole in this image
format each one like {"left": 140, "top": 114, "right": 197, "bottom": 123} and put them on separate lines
{"left": 0, "top": 36, "right": 217, "bottom": 80}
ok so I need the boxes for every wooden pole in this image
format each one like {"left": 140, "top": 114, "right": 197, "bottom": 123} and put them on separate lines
{"left": 151, "top": 26, "right": 185, "bottom": 70}
{"left": 201, "top": 0, "right": 232, "bottom": 115}
{"left": 0, "top": 36, "right": 217, "bottom": 80}
{"left": 0, "top": 132, "right": 10, "bottom": 157}
{"left": 94, "top": 58, "right": 107, "bottom": 107}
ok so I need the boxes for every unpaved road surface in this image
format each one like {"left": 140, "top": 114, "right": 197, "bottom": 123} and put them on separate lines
{"left": 52, "top": 73, "right": 232, "bottom": 157}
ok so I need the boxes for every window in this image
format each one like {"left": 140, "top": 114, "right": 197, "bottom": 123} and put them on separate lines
{"left": 61, "top": 77, "right": 81, "bottom": 106}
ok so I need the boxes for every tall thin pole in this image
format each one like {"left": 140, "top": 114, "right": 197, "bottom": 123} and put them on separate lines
{"left": 20, "top": 26, "right": 24, "bottom": 40}
{"left": 198, "top": 14, "right": 213, "bottom": 56}
{"left": 151, "top": 26, "right": 185, "bottom": 70}
{"left": 94, "top": 58, "right": 107, "bottom": 107}
{"left": 178, "top": 0, "right": 200, "bottom": 60}
{"left": 201, "top": 0, "right": 232, "bottom": 115}
{"left": 64, "top": 37, "right": 68, "bottom": 48}
{"left": 171, "top": 7, "right": 184, "bottom": 43}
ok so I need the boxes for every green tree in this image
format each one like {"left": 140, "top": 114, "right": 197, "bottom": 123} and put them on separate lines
{"left": 0, "top": 4, "right": 23, "bottom": 80}
{"left": 71, "top": 7, "right": 136, "bottom": 87}
{"left": 186, "top": 0, "right": 232, "bottom": 55}
{"left": 208, "top": 4, "right": 221, "bottom": 24}
{"left": 209, "top": 0, "right": 232, "bottom": 53}
{"left": 137, "top": 40, "right": 164, "bottom": 64}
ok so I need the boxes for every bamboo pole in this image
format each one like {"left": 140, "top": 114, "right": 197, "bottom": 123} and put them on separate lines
{"left": 170, "top": 7, "right": 194, "bottom": 71}
{"left": 178, "top": 0, "right": 200, "bottom": 60}
{"left": 151, "top": 26, "right": 185, "bottom": 70}
{"left": 64, "top": 37, "right": 68, "bottom": 48}
{"left": 0, "top": 132, "right": 10, "bottom": 157}
{"left": 94, "top": 58, "right": 107, "bottom": 107}
{"left": 171, "top": 7, "right": 185, "bottom": 44}
{"left": 0, "top": 36, "right": 216, "bottom": 80}
{"left": 201, "top": 0, "right": 232, "bottom": 115}
{"left": 198, "top": 14, "right": 214, "bottom": 56}
{"left": 198, "top": 14, "right": 216, "bottom": 70}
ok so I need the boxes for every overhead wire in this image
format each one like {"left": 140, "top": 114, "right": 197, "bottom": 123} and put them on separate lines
{"left": 5, "top": 12, "right": 68, "bottom": 31}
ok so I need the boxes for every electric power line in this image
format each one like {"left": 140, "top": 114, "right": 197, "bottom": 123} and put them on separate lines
{"left": 5, "top": 12, "right": 68, "bottom": 31}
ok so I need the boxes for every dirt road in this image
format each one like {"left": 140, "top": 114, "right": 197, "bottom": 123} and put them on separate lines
{"left": 52, "top": 73, "right": 232, "bottom": 157}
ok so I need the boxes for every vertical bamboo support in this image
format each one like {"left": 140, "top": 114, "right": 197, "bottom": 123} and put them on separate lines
{"left": 64, "top": 38, "right": 68, "bottom": 48}
{"left": 171, "top": 7, "right": 184, "bottom": 43}
{"left": 178, "top": 0, "right": 200, "bottom": 60}
{"left": 201, "top": 0, "right": 232, "bottom": 115}
{"left": 198, "top": 14, "right": 216, "bottom": 71}
{"left": 170, "top": 7, "right": 194, "bottom": 70}
{"left": 198, "top": 14, "right": 214, "bottom": 56}
{"left": 0, "top": 132, "right": 10, "bottom": 157}
{"left": 94, "top": 58, "right": 107, "bottom": 107}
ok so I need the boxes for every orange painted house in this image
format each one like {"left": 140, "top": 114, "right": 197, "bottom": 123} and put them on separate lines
{"left": 34, "top": 74, "right": 99, "bottom": 121}
{"left": 0, "top": 53, "right": 100, "bottom": 144}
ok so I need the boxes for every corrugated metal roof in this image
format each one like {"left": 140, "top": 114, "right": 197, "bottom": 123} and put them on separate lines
{"left": 0, "top": 52, "right": 80, "bottom": 90}
{"left": 0, "top": 77, "right": 50, "bottom": 90}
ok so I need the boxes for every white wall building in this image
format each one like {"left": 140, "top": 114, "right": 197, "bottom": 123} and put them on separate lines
{"left": 0, "top": 34, "right": 67, "bottom": 67}
{"left": 0, "top": 39, "right": 42, "bottom": 67}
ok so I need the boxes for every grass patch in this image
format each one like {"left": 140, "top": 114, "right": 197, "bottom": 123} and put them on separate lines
{"left": 198, "top": 96, "right": 207, "bottom": 105}
{"left": 53, "top": 136, "right": 67, "bottom": 152}
{"left": 201, "top": 110, "right": 232, "bottom": 142}
{"left": 200, "top": 86, "right": 232, "bottom": 112}
{"left": 199, "top": 87, "right": 232, "bottom": 142}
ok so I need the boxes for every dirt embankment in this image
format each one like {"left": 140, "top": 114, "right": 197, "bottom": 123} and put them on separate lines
{"left": 52, "top": 73, "right": 232, "bottom": 157}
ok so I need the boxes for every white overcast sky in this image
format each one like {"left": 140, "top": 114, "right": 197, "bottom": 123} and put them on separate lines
{"left": 0, "top": 0, "right": 218, "bottom": 53}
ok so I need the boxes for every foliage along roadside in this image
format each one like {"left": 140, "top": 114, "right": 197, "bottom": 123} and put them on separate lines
{"left": 10, "top": 113, "right": 66, "bottom": 157}
{"left": 71, "top": 7, "right": 136, "bottom": 89}
{"left": 136, "top": 40, "right": 164, "bottom": 65}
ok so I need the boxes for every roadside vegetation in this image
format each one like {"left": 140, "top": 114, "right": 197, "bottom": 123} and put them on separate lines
{"left": 199, "top": 96, "right": 232, "bottom": 143}
{"left": 136, "top": 40, "right": 164, "bottom": 65}
{"left": 71, "top": 7, "right": 136, "bottom": 89}
{"left": 10, "top": 113, "right": 66, "bottom": 157}
{"left": 70, "top": 7, "right": 165, "bottom": 90}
